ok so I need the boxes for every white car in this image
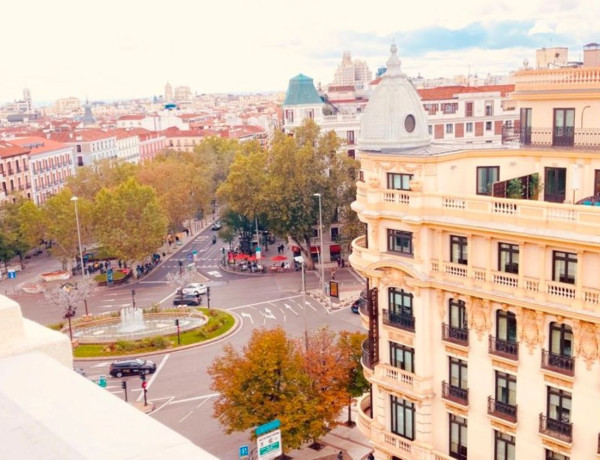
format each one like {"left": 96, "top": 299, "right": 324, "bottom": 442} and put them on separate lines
{"left": 178, "top": 282, "right": 207, "bottom": 296}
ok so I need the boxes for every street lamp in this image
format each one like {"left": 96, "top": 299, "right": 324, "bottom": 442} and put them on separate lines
{"left": 71, "top": 196, "right": 86, "bottom": 278}
{"left": 313, "top": 193, "right": 325, "bottom": 293}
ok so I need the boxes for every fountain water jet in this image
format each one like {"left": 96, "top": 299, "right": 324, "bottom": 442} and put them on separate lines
{"left": 119, "top": 306, "right": 144, "bottom": 332}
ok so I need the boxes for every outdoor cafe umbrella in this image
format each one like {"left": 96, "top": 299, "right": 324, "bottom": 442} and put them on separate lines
{"left": 271, "top": 255, "right": 287, "bottom": 261}
{"left": 247, "top": 255, "right": 257, "bottom": 261}
{"left": 234, "top": 254, "right": 248, "bottom": 261}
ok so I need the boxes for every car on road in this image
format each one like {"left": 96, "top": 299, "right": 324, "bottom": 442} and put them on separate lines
{"left": 178, "top": 282, "right": 207, "bottom": 296}
{"left": 173, "top": 293, "right": 202, "bottom": 306}
{"left": 211, "top": 221, "right": 222, "bottom": 231}
{"left": 109, "top": 359, "right": 156, "bottom": 378}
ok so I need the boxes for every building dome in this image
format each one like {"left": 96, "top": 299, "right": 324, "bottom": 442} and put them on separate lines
{"left": 359, "top": 44, "right": 430, "bottom": 152}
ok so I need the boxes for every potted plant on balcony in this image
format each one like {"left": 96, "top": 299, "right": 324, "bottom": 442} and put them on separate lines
{"left": 507, "top": 178, "right": 524, "bottom": 199}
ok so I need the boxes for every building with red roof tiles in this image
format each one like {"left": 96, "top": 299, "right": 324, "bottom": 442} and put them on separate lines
{"left": 47, "top": 129, "right": 117, "bottom": 167}
{"left": 226, "top": 125, "right": 268, "bottom": 146}
{"left": 104, "top": 129, "right": 141, "bottom": 163}
{"left": 10, "top": 136, "right": 75, "bottom": 205}
{"left": 121, "top": 128, "right": 167, "bottom": 163}
{"left": 117, "top": 110, "right": 189, "bottom": 132}
{"left": 0, "top": 141, "right": 31, "bottom": 204}
{"left": 163, "top": 128, "right": 224, "bottom": 152}
{"left": 416, "top": 84, "right": 518, "bottom": 145}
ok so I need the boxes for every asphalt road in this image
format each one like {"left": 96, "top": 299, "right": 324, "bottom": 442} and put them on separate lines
{"left": 15, "top": 226, "right": 364, "bottom": 459}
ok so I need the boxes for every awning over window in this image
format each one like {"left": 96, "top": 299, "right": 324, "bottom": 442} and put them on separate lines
{"left": 330, "top": 245, "right": 341, "bottom": 253}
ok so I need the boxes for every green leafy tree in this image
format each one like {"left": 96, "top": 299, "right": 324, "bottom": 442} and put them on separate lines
{"left": 21, "top": 189, "right": 94, "bottom": 270}
{"left": 208, "top": 327, "right": 320, "bottom": 452}
{"left": 195, "top": 137, "right": 245, "bottom": 197}
{"left": 92, "top": 177, "right": 168, "bottom": 272}
{"left": 261, "top": 120, "right": 359, "bottom": 269}
{"left": 0, "top": 198, "right": 31, "bottom": 268}
{"left": 337, "top": 330, "right": 369, "bottom": 425}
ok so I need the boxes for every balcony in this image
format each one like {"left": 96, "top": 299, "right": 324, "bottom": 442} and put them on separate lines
{"left": 441, "top": 381, "right": 469, "bottom": 406}
{"left": 356, "top": 393, "right": 372, "bottom": 439}
{"left": 502, "top": 125, "right": 600, "bottom": 150}
{"left": 442, "top": 323, "right": 469, "bottom": 346}
{"left": 361, "top": 339, "right": 374, "bottom": 371}
{"left": 488, "top": 335, "right": 519, "bottom": 360}
{"left": 541, "top": 349, "right": 575, "bottom": 376}
{"left": 539, "top": 413, "right": 572, "bottom": 444}
{"left": 382, "top": 309, "right": 415, "bottom": 332}
{"left": 488, "top": 396, "right": 518, "bottom": 423}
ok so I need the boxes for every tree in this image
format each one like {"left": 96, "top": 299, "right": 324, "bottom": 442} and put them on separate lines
{"left": 195, "top": 137, "right": 244, "bottom": 197}
{"left": 92, "top": 177, "right": 168, "bottom": 272}
{"left": 208, "top": 327, "right": 320, "bottom": 452}
{"left": 165, "top": 268, "right": 201, "bottom": 302}
{"left": 137, "top": 152, "right": 210, "bottom": 232}
{"left": 21, "top": 189, "right": 94, "bottom": 271}
{"left": 300, "top": 326, "right": 352, "bottom": 441}
{"left": 337, "top": 330, "right": 369, "bottom": 425}
{"left": 0, "top": 198, "right": 31, "bottom": 269}
{"left": 44, "top": 277, "right": 95, "bottom": 340}
{"left": 66, "top": 159, "right": 138, "bottom": 200}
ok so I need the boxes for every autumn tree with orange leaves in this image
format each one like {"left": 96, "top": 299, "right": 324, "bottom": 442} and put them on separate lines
{"left": 208, "top": 326, "right": 366, "bottom": 452}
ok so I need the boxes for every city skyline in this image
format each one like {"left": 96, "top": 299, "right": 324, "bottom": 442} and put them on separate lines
{"left": 2, "top": 0, "right": 599, "bottom": 105}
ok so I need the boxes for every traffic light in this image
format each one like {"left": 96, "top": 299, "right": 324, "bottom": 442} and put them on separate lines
{"left": 175, "top": 318, "right": 179, "bottom": 326}
{"left": 121, "top": 380, "right": 127, "bottom": 390}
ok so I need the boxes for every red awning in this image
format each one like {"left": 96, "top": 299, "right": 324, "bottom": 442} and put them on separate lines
{"left": 310, "top": 246, "right": 319, "bottom": 254}
{"left": 330, "top": 245, "right": 341, "bottom": 253}
{"left": 291, "top": 246, "right": 300, "bottom": 252}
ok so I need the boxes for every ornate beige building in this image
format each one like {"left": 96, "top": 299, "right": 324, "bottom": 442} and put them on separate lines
{"left": 350, "top": 44, "right": 600, "bottom": 460}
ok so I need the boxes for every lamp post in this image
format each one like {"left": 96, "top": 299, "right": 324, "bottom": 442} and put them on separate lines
{"left": 71, "top": 196, "right": 86, "bottom": 278}
{"left": 313, "top": 193, "right": 325, "bottom": 293}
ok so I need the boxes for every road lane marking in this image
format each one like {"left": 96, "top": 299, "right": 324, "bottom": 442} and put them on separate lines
{"left": 136, "top": 353, "right": 169, "bottom": 402}
{"left": 228, "top": 295, "right": 302, "bottom": 310}
{"left": 241, "top": 312, "right": 254, "bottom": 324}
{"left": 284, "top": 304, "right": 298, "bottom": 316}
{"left": 263, "top": 308, "right": 276, "bottom": 320}
{"left": 170, "top": 393, "right": 219, "bottom": 405}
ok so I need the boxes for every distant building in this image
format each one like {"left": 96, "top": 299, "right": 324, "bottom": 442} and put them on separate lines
{"left": 174, "top": 86, "right": 192, "bottom": 102}
{"left": 0, "top": 140, "right": 31, "bottom": 203}
{"left": 9, "top": 136, "right": 74, "bottom": 205}
{"left": 164, "top": 82, "right": 173, "bottom": 103}
{"left": 54, "top": 97, "right": 81, "bottom": 115}
{"left": 330, "top": 51, "right": 373, "bottom": 90}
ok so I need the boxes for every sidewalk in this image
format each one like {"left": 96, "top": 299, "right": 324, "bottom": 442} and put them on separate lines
{"left": 285, "top": 402, "right": 373, "bottom": 460}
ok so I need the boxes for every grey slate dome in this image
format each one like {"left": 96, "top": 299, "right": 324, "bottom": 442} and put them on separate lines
{"left": 359, "top": 44, "right": 431, "bottom": 152}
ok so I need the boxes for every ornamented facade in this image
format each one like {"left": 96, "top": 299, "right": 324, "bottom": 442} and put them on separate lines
{"left": 351, "top": 44, "right": 600, "bottom": 460}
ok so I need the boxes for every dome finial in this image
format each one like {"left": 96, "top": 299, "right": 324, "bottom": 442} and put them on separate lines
{"left": 386, "top": 41, "right": 402, "bottom": 74}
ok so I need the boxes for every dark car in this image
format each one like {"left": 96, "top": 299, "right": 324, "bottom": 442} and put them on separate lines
{"left": 109, "top": 359, "right": 156, "bottom": 378}
{"left": 173, "top": 293, "right": 202, "bottom": 306}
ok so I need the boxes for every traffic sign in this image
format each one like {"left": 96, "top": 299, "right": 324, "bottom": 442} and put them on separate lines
{"left": 7, "top": 269, "right": 16, "bottom": 279}
{"left": 107, "top": 268, "right": 114, "bottom": 284}
{"left": 239, "top": 445, "right": 249, "bottom": 459}
{"left": 257, "top": 429, "right": 281, "bottom": 460}
{"left": 255, "top": 419, "right": 280, "bottom": 436}
{"left": 98, "top": 375, "right": 107, "bottom": 388}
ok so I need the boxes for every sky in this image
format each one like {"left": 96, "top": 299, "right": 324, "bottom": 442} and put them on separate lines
{"left": 2, "top": 0, "right": 599, "bottom": 106}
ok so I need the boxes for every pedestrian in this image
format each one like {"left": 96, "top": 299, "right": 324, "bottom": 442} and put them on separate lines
{"left": 337, "top": 258, "right": 341, "bottom": 267}
{"left": 367, "top": 453, "right": 374, "bottom": 460}
{"left": 337, "top": 451, "right": 343, "bottom": 460}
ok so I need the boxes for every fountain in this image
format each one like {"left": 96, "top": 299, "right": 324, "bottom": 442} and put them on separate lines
{"left": 119, "top": 306, "right": 144, "bottom": 332}
{"left": 70, "top": 307, "right": 208, "bottom": 343}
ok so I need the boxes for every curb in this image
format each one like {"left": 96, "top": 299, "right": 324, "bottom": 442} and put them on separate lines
{"left": 73, "top": 309, "right": 241, "bottom": 362}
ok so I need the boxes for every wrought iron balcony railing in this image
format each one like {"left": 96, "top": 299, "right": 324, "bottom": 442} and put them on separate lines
{"left": 541, "top": 349, "right": 575, "bottom": 376}
{"left": 442, "top": 381, "right": 469, "bottom": 406}
{"left": 489, "top": 335, "right": 519, "bottom": 360}
{"left": 539, "top": 413, "right": 572, "bottom": 443}
{"left": 487, "top": 396, "right": 517, "bottom": 423}
{"left": 442, "top": 323, "right": 469, "bottom": 346}
{"left": 383, "top": 309, "right": 415, "bottom": 332}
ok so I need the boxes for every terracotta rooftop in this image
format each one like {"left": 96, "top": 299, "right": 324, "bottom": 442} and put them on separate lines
{"left": 0, "top": 141, "right": 29, "bottom": 158}
{"left": 417, "top": 84, "right": 515, "bottom": 101}
{"left": 9, "top": 136, "right": 71, "bottom": 154}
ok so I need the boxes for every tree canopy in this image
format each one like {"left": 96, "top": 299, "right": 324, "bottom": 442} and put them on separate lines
{"left": 92, "top": 177, "right": 168, "bottom": 267}
{"left": 208, "top": 326, "right": 367, "bottom": 451}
